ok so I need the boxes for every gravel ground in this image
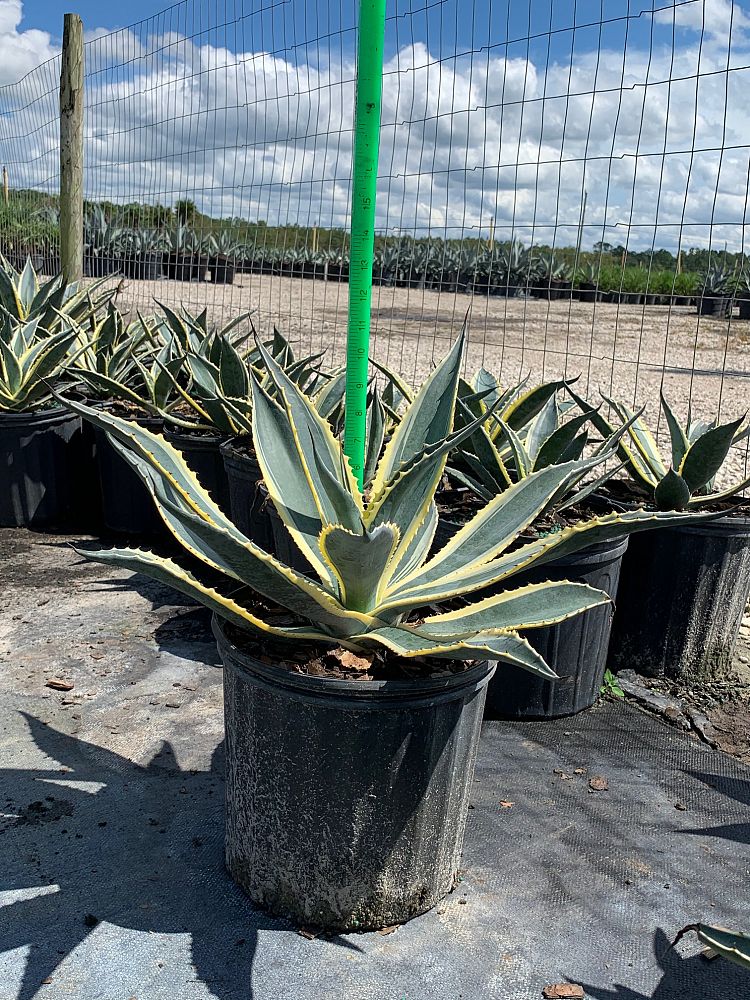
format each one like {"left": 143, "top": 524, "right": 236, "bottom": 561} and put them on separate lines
{"left": 108, "top": 272, "right": 750, "bottom": 482}
{"left": 113, "top": 272, "right": 750, "bottom": 405}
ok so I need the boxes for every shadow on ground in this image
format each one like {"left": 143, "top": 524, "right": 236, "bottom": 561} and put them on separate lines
{"left": 681, "top": 770, "right": 750, "bottom": 845}
{"left": 0, "top": 714, "right": 358, "bottom": 1000}
{"left": 578, "top": 928, "right": 748, "bottom": 999}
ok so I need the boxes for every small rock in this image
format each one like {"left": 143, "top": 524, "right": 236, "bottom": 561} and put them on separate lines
{"left": 542, "top": 985, "right": 584, "bottom": 999}
{"left": 589, "top": 776, "right": 609, "bottom": 792}
{"left": 45, "top": 678, "right": 74, "bottom": 692}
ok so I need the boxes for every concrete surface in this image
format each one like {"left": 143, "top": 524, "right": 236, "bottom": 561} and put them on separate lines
{"left": 0, "top": 529, "right": 748, "bottom": 1000}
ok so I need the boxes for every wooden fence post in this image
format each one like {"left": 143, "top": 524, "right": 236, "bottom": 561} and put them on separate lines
{"left": 59, "top": 13, "right": 84, "bottom": 283}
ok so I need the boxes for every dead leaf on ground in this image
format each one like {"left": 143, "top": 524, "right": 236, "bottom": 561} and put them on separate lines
{"left": 499, "top": 800, "right": 514, "bottom": 808}
{"left": 45, "top": 678, "right": 74, "bottom": 691}
{"left": 332, "top": 649, "right": 375, "bottom": 671}
{"left": 542, "top": 984, "right": 585, "bottom": 999}
{"left": 574, "top": 767, "right": 587, "bottom": 774}
{"left": 589, "top": 776, "right": 609, "bottom": 792}
{"left": 554, "top": 769, "right": 572, "bottom": 780}
{"left": 297, "top": 927, "right": 318, "bottom": 940}
{"left": 378, "top": 924, "right": 398, "bottom": 935}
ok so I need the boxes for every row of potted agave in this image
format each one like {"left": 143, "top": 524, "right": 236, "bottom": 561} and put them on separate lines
{"left": 2, "top": 256, "right": 750, "bottom": 932}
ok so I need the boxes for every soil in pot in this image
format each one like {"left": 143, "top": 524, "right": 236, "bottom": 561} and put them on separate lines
{"left": 215, "top": 614, "right": 494, "bottom": 931}
{"left": 608, "top": 499, "right": 750, "bottom": 683}
{"left": 0, "top": 407, "right": 81, "bottom": 528}
{"left": 93, "top": 409, "right": 166, "bottom": 536}
{"left": 220, "top": 438, "right": 274, "bottom": 549}
{"left": 165, "top": 429, "right": 230, "bottom": 511}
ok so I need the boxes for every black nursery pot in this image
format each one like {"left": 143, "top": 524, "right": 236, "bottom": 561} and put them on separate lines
{"left": 215, "top": 614, "right": 494, "bottom": 931}
{"left": 124, "top": 253, "right": 163, "bottom": 281}
{"left": 697, "top": 295, "right": 732, "bottom": 317}
{"left": 209, "top": 257, "right": 236, "bottom": 285}
{"left": 94, "top": 417, "right": 165, "bottom": 536}
{"left": 220, "top": 439, "right": 273, "bottom": 549}
{"left": 485, "top": 536, "right": 629, "bottom": 719}
{"left": 0, "top": 407, "right": 81, "bottom": 528}
{"left": 165, "top": 430, "right": 230, "bottom": 511}
{"left": 608, "top": 512, "right": 750, "bottom": 682}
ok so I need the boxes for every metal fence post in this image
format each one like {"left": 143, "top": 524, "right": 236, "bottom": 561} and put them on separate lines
{"left": 59, "top": 12, "right": 84, "bottom": 283}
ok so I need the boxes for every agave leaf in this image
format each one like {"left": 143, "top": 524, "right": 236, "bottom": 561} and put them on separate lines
{"left": 654, "top": 468, "right": 692, "bottom": 511}
{"left": 367, "top": 394, "right": 505, "bottom": 576}
{"left": 380, "top": 508, "right": 722, "bottom": 615}
{"left": 115, "top": 457, "right": 376, "bottom": 634}
{"left": 660, "top": 394, "right": 690, "bottom": 470}
{"left": 504, "top": 379, "right": 573, "bottom": 432}
{"left": 370, "top": 330, "right": 464, "bottom": 495}
{"left": 255, "top": 338, "right": 363, "bottom": 516}
{"left": 497, "top": 419, "right": 531, "bottom": 478}
{"left": 319, "top": 522, "right": 400, "bottom": 611}
{"left": 18, "top": 257, "right": 38, "bottom": 314}
{"left": 314, "top": 369, "right": 347, "bottom": 419}
{"left": 388, "top": 461, "right": 581, "bottom": 597}
{"left": 364, "top": 391, "right": 386, "bottom": 487}
{"left": 533, "top": 409, "right": 595, "bottom": 471}
{"left": 76, "top": 545, "right": 334, "bottom": 643}
{"left": 602, "top": 392, "right": 667, "bottom": 480}
{"left": 58, "top": 397, "right": 223, "bottom": 524}
{"left": 250, "top": 377, "right": 332, "bottom": 583}
{"left": 354, "top": 626, "right": 556, "bottom": 677}
{"left": 416, "top": 581, "right": 609, "bottom": 635}
{"left": 691, "top": 925, "right": 750, "bottom": 970}
{"left": 524, "top": 395, "right": 559, "bottom": 463}
{"left": 679, "top": 416, "right": 745, "bottom": 494}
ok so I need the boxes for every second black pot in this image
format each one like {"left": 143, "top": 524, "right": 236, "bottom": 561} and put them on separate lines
{"left": 0, "top": 407, "right": 81, "bottom": 528}
{"left": 221, "top": 440, "right": 273, "bottom": 549}
{"left": 485, "top": 535, "right": 629, "bottom": 719}
{"left": 165, "top": 431, "right": 230, "bottom": 511}
{"left": 608, "top": 513, "right": 750, "bottom": 682}
{"left": 94, "top": 417, "right": 165, "bottom": 536}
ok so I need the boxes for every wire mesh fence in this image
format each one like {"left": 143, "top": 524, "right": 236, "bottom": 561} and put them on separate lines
{"left": 0, "top": 0, "right": 749, "bottom": 461}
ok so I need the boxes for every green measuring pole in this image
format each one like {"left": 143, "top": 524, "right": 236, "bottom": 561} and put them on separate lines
{"left": 344, "top": 0, "right": 387, "bottom": 489}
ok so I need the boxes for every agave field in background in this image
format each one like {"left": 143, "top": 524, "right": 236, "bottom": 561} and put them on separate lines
{"left": 4, "top": 199, "right": 750, "bottom": 313}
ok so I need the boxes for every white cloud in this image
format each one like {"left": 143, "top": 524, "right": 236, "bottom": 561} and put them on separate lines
{"left": 1, "top": 0, "right": 750, "bottom": 253}
{"left": 0, "top": 0, "right": 56, "bottom": 86}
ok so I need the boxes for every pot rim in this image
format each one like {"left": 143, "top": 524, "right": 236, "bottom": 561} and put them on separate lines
{"left": 0, "top": 405, "right": 78, "bottom": 426}
{"left": 213, "top": 613, "right": 495, "bottom": 707}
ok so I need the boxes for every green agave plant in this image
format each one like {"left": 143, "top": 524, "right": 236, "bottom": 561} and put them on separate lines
{"left": 575, "top": 389, "right": 750, "bottom": 510}
{"left": 451, "top": 383, "right": 635, "bottom": 512}
{"left": 0, "top": 255, "right": 113, "bottom": 331}
{"left": 67, "top": 304, "right": 155, "bottom": 400}
{"left": 62, "top": 334, "right": 711, "bottom": 672}
{"left": 0, "top": 317, "right": 80, "bottom": 412}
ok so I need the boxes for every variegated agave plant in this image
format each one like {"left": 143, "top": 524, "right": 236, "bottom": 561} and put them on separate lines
{"left": 63, "top": 334, "right": 709, "bottom": 674}
{"left": 0, "top": 317, "right": 79, "bottom": 413}
{"left": 451, "top": 376, "right": 640, "bottom": 512}
{"left": 0, "top": 255, "right": 113, "bottom": 332}
{"left": 575, "top": 389, "right": 750, "bottom": 510}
